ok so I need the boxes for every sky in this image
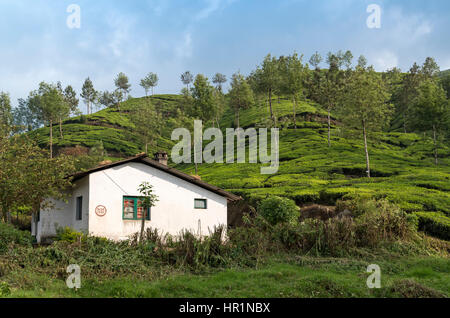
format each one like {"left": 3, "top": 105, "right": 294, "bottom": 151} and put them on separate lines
{"left": 0, "top": 0, "right": 449, "bottom": 111}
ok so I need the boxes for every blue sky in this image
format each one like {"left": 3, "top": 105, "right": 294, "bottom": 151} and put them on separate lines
{"left": 0, "top": 0, "right": 449, "bottom": 110}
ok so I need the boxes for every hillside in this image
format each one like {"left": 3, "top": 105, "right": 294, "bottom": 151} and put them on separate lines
{"left": 28, "top": 94, "right": 450, "bottom": 228}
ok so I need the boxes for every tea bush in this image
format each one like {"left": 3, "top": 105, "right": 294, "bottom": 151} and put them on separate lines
{"left": 259, "top": 196, "right": 300, "bottom": 225}
{"left": 414, "top": 212, "right": 450, "bottom": 241}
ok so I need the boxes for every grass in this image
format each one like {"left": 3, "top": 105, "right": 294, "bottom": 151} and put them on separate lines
{"left": 5, "top": 255, "right": 449, "bottom": 298}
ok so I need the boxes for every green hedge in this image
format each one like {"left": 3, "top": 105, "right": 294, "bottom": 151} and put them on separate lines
{"left": 414, "top": 212, "right": 450, "bottom": 241}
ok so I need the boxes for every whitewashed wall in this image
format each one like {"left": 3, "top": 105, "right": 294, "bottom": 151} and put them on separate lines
{"left": 36, "top": 177, "right": 89, "bottom": 243}
{"left": 88, "top": 162, "right": 228, "bottom": 240}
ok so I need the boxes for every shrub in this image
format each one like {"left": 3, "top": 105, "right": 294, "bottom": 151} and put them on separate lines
{"left": 259, "top": 196, "right": 300, "bottom": 225}
{"left": 0, "top": 281, "right": 11, "bottom": 297}
{"left": 55, "top": 226, "right": 84, "bottom": 243}
{"left": 414, "top": 212, "right": 450, "bottom": 241}
{"left": 0, "top": 222, "right": 32, "bottom": 253}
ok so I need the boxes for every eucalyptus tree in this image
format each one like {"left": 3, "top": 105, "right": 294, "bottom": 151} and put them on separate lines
{"left": 228, "top": 72, "right": 254, "bottom": 128}
{"left": 114, "top": 72, "right": 131, "bottom": 111}
{"left": 279, "top": 53, "right": 306, "bottom": 130}
{"left": 81, "top": 77, "right": 98, "bottom": 115}
{"left": 318, "top": 51, "right": 346, "bottom": 147}
{"left": 212, "top": 73, "right": 227, "bottom": 92}
{"left": 34, "top": 82, "right": 69, "bottom": 158}
{"left": 339, "top": 66, "right": 392, "bottom": 178}
{"left": 252, "top": 54, "right": 280, "bottom": 124}
{"left": 181, "top": 71, "right": 194, "bottom": 90}
{"left": 410, "top": 79, "right": 449, "bottom": 165}
{"left": 0, "top": 92, "right": 12, "bottom": 129}
{"left": 140, "top": 72, "right": 159, "bottom": 96}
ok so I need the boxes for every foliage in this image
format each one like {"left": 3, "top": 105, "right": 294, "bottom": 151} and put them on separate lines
{"left": 414, "top": 212, "right": 450, "bottom": 241}
{"left": 55, "top": 226, "right": 85, "bottom": 243}
{"left": 0, "top": 222, "right": 32, "bottom": 253}
{"left": 259, "top": 196, "right": 300, "bottom": 225}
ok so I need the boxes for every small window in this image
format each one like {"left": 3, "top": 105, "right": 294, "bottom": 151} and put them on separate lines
{"left": 76, "top": 196, "right": 83, "bottom": 221}
{"left": 194, "top": 199, "right": 207, "bottom": 209}
{"left": 123, "top": 197, "right": 151, "bottom": 220}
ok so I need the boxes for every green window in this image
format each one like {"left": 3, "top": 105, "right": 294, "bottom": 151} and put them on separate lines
{"left": 194, "top": 199, "right": 207, "bottom": 209}
{"left": 123, "top": 197, "right": 151, "bottom": 220}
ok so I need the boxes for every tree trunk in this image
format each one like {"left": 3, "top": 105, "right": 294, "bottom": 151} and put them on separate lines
{"left": 216, "top": 117, "right": 221, "bottom": 130}
{"left": 268, "top": 89, "right": 274, "bottom": 123}
{"left": 327, "top": 110, "right": 331, "bottom": 147}
{"left": 49, "top": 119, "right": 53, "bottom": 159}
{"left": 59, "top": 118, "right": 63, "bottom": 139}
{"left": 292, "top": 96, "right": 297, "bottom": 130}
{"left": 433, "top": 125, "right": 438, "bottom": 165}
{"left": 140, "top": 208, "right": 147, "bottom": 243}
{"left": 145, "top": 142, "right": 148, "bottom": 154}
{"left": 362, "top": 119, "right": 370, "bottom": 178}
{"left": 403, "top": 113, "right": 407, "bottom": 133}
{"left": 237, "top": 108, "right": 240, "bottom": 128}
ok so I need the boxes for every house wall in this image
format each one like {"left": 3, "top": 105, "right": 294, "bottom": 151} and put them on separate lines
{"left": 36, "top": 177, "right": 89, "bottom": 243}
{"left": 88, "top": 162, "right": 228, "bottom": 241}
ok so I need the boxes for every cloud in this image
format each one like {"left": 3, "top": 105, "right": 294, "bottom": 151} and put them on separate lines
{"left": 195, "top": 0, "right": 236, "bottom": 21}
{"left": 175, "top": 32, "right": 193, "bottom": 59}
{"left": 387, "top": 7, "right": 433, "bottom": 44}
{"left": 370, "top": 50, "right": 399, "bottom": 71}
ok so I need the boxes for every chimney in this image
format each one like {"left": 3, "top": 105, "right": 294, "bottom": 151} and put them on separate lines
{"left": 154, "top": 151, "right": 168, "bottom": 166}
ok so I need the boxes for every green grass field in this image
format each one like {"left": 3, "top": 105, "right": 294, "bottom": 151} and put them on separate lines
{"left": 5, "top": 255, "right": 449, "bottom": 298}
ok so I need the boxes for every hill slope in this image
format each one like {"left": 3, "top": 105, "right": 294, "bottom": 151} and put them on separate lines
{"left": 28, "top": 94, "right": 450, "bottom": 221}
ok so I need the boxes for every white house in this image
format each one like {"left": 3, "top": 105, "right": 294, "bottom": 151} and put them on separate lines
{"left": 32, "top": 153, "right": 241, "bottom": 243}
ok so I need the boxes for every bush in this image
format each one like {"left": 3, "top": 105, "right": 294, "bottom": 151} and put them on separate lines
{"left": 414, "top": 212, "right": 450, "bottom": 241}
{"left": 0, "top": 222, "right": 32, "bottom": 253}
{"left": 259, "top": 196, "right": 300, "bottom": 225}
{"left": 55, "top": 226, "right": 84, "bottom": 243}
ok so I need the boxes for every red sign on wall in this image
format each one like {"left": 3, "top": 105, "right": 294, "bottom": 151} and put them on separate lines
{"left": 95, "top": 205, "right": 107, "bottom": 217}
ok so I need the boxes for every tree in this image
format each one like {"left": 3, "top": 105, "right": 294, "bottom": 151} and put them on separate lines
{"left": 306, "top": 52, "right": 323, "bottom": 103}
{"left": 114, "top": 72, "right": 131, "bottom": 110}
{"left": 318, "top": 51, "right": 345, "bottom": 146}
{"left": 130, "top": 102, "right": 161, "bottom": 154}
{"left": 421, "top": 57, "right": 440, "bottom": 79}
{"left": 0, "top": 92, "right": 12, "bottom": 130}
{"left": 279, "top": 53, "right": 306, "bottom": 130}
{"left": 55, "top": 84, "right": 78, "bottom": 138}
{"left": 212, "top": 73, "right": 227, "bottom": 92}
{"left": 410, "top": 79, "right": 449, "bottom": 165}
{"left": 190, "top": 74, "right": 217, "bottom": 123}
{"left": 181, "top": 71, "right": 194, "bottom": 90}
{"left": 33, "top": 82, "right": 69, "bottom": 158}
{"left": 98, "top": 90, "right": 123, "bottom": 109}
{"left": 339, "top": 66, "right": 392, "bottom": 178}
{"left": 12, "top": 98, "right": 41, "bottom": 133}
{"left": 309, "top": 51, "right": 323, "bottom": 70}
{"left": 228, "top": 72, "right": 254, "bottom": 128}
{"left": 81, "top": 78, "right": 98, "bottom": 115}
{"left": 0, "top": 135, "right": 74, "bottom": 223}
{"left": 140, "top": 72, "right": 159, "bottom": 96}
{"left": 357, "top": 55, "right": 368, "bottom": 69}
{"left": 137, "top": 181, "right": 159, "bottom": 242}
{"left": 397, "top": 63, "right": 421, "bottom": 132}
{"left": 252, "top": 54, "right": 280, "bottom": 124}
{"left": 64, "top": 85, "right": 80, "bottom": 115}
